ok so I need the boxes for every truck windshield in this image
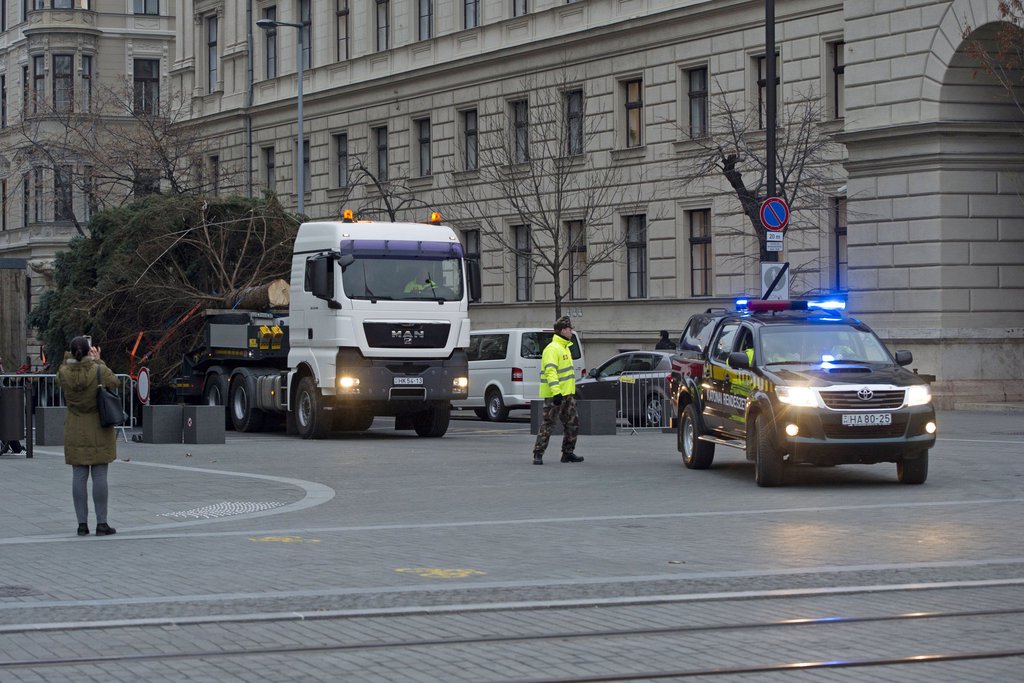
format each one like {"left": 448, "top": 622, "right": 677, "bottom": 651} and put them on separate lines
{"left": 339, "top": 239, "right": 465, "bottom": 302}
{"left": 759, "top": 325, "right": 893, "bottom": 365}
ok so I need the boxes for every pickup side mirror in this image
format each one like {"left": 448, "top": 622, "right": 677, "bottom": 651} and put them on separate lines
{"left": 894, "top": 350, "right": 913, "bottom": 366}
{"left": 728, "top": 351, "right": 750, "bottom": 369}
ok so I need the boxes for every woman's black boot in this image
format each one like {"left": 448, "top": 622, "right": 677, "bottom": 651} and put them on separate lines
{"left": 95, "top": 523, "right": 116, "bottom": 536}
{"left": 77, "top": 523, "right": 89, "bottom": 536}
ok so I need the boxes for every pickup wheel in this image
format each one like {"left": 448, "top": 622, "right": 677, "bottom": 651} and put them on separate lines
{"left": 229, "top": 371, "right": 265, "bottom": 433}
{"left": 752, "top": 415, "right": 785, "bottom": 487}
{"left": 680, "top": 404, "right": 715, "bottom": 469}
{"left": 485, "top": 389, "right": 509, "bottom": 422}
{"left": 203, "top": 373, "right": 231, "bottom": 428}
{"left": 295, "top": 376, "right": 331, "bottom": 439}
{"left": 897, "top": 449, "right": 929, "bottom": 485}
{"left": 414, "top": 405, "right": 450, "bottom": 437}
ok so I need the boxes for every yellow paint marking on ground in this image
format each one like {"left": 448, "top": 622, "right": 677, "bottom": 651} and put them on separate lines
{"left": 394, "top": 567, "right": 487, "bottom": 579}
{"left": 249, "top": 535, "right": 321, "bottom": 544}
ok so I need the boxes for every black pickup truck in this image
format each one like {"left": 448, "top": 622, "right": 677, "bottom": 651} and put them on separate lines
{"left": 673, "top": 299, "right": 937, "bottom": 486}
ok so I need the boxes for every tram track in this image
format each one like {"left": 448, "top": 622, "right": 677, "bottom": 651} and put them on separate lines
{"left": 2, "top": 601, "right": 1023, "bottom": 679}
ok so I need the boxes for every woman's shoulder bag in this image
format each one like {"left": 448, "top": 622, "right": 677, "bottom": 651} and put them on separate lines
{"left": 96, "top": 366, "right": 128, "bottom": 428}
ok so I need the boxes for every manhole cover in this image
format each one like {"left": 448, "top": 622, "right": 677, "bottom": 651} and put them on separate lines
{"left": 0, "top": 586, "right": 37, "bottom": 597}
{"left": 160, "top": 501, "right": 285, "bottom": 519}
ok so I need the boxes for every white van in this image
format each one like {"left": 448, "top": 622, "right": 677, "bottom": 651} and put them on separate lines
{"left": 452, "top": 328, "right": 586, "bottom": 421}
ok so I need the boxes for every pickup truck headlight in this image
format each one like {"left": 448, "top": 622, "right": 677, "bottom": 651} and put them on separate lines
{"left": 776, "top": 385, "right": 817, "bottom": 407}
{"left": 906, "top": 385, "right": 931, "bottom": 406}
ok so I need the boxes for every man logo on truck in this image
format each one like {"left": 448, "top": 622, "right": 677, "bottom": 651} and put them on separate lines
{"left": 392, "top": 330, "right": 426, "bottom": 344}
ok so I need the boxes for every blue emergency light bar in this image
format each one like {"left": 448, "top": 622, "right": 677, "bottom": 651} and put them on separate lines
{"left": 736, "top": 299, "right": 846, "bottom": 312}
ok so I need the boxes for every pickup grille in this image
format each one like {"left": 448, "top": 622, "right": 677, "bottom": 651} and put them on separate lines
{"left": 819, "top": 389, "right": 905, "bottom": 410}
{"left": 364, "top": 322, "right": 450, "bottom": 349}
{"left": 823, "top": 421, "right": 908, "bottom": 439}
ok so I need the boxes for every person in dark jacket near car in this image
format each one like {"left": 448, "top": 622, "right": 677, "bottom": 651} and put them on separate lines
{"left": 655, "top": 330, "right": 675, "bottom": 350}
{"left": 56, "top": 336, "right": 120, "bottom": 537}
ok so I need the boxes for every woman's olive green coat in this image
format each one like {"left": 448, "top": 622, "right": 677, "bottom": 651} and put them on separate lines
{"left": 55, "top": 355, "right": 120, "bottom": 466}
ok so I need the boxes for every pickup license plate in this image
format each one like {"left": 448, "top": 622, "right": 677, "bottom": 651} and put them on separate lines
{"left": 394, "top": 376, "right": 423, "bottom": 385}
{"left": 842, "top": 413, "right": 892, "bottom": 426}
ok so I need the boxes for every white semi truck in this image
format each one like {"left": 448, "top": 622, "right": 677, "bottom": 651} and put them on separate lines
{"left": 175, "top": 214, "right": 479, "bottom": 438}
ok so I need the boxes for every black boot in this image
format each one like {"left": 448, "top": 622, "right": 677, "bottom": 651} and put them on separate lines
{"left": 95, "top": 523, "right": 116, "bottom": 536}
{"left": 532, "top": 454, "right": 543, "bottom": 465}
{"left": 561, "top": 453, "right": 584, "bottom": 463}
{"left": 77, "top": 523, "right": 89, "bottom": 536}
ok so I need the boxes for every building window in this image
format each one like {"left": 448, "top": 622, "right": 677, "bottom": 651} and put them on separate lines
{"left": 565, "top": 89, "right": 583, "bottom": 156}
{"left": 32, "top": 56, "right": 44, "bottom": 114}
{"left": 81, "top": 55, "right": 92, "bottom": 112}
{"left": 133, "top": 59, "right": 160, "bottom": 114}
{"left": 624, "top": 79, "right": 643, "bottom": 147}
{"left": 418, "top": 0, "right": 432, "bottom": 40}
{"left": 513, "top": 224, "right": 532, "bottom": 302}
{"left": 332, "top": 134, "right": 353, "bottom": 190}
{"left": 263, "top": 146, "right": 276, "bottom": 189}
{"left": 264, "top": 7, "right": 277, "bottom": 79}
{"left": 33, "top": 168, "right": 43, "bottom": 223}
{"left": 512, "top": 0, "right": 526, "bottom": 17}
{"left": 756, "top": 53, "right": 780, "bottom": 129}
{"left": 1, "top": 75, "right": 7, "bottom": 128}
{"left": 1, "top": 1, "right": 5, "bottom": 31}
{"left": 336, "top": 0, "right": 350, "bottom": 61}
{"left": 463, "top": 109, "right": 478, "bottom": 171}
{"left": 416, "top": 118, "right": 431, "bottom": 177}
{"left": 1, "top": 180, "right": 7, "bottom": 231}
{"left": 376, "top": 0, "right": 389, "bottom": 52}
{"left": 209, "top": 155, "right": 220, "bottom": 195}
{"left": 53, "top": 55, "right": 74, "bottom": 113}
{"left": 134, "top": 0, "right": 158, "bottom": 14}
{"left": 373, "top": 126, "right": 388, "bottom": 181}
{"left": 567, "top": 220, "right": 586, "bottom": 300}
{"left": 511, "top": 99, "right": 529, "bottom": 163}
{"left": 53, "top": 0, "right": 72, "bottom": 8}
{"left": 832, "top": 196, "right": 847, "bottom": 290}
{"left": 55, "top": 165, "right": 73, "bottom": 221}
{"left": 829, "top": 40, "right": 845, "bottom": 119}
{"left": 687, "top": 66, "right": 708, "bottom": 138}
{"left": 299, "top": 0, "right": 312, "bottom": 69}
{"left": 688, "top": 209, "right": 711, "bottom": 297}
{"left": 83, "top": 167, "right": 96, "bottom": 222}
{"left": 625, "top": 214, "right": 646, "bottom": 299}
{"left": 464, "top": 0, "right": 478, "bottom": 28}
{"left": 207, "top": 15, "right": 219, "bottom": 93}
{"left": 133, "top": 170, "right": 160, "bottom": 197}
{"left": 22, "top": 173, "right": 29, "bottom": 227}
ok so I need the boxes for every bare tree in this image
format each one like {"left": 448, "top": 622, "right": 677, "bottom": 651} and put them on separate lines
{"left": 7, "top": 80, "right": 236, "bottom": 238}
{"left": 330, "top": 155, "right": 430, "bottom": 221}
{"left": 676, "top": 84, "right": 842, "bottom": 262}
{"left": 442, "top": 70, "right": 656, "bottom": 318}
{"left": 962, "top": 3, "right": 1024, "bottom": 118}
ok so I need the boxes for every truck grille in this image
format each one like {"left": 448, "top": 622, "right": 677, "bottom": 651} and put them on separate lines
{"left": 819, "top": 389, "right": 905, "bottom": 410}
{"left": 364, "top": 323, "right": 450, "bottom": 349}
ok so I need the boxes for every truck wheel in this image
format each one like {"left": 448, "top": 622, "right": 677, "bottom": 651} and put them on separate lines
{"left": 229, "top": 372, "right": 265, "bottom": 433}
{"left": 680, "top": 404, "right": 714, "bottom": 469}
{"left": 414, "top": 405, "right": 450, "bottom": 437}
{"left": 203, "top": 373, "right": 231, "bottom": 428}
{"left": 295, "top": 376, "right": 331, "bottom": 439}
{"left": 897, "top": 449, "right": 929, "bottom": 485}
{"left": 752, "top": 415, "right": 785, "bottom": 487}
{"left": 485, "top": 389, "right": 509, "bottom": 422}
{"left": 334, "top": 411, "right": 374, "bottom": 432}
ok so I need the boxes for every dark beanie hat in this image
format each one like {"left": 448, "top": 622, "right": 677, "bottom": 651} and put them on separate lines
{"left": 554, "top": 316, "right": 572, "bottom": 332}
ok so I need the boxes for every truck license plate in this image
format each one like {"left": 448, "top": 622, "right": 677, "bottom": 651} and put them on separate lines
{"left": 394, "top": 377, "right": 423, "bottom": 385}
{"left": 842, "top": 413, "right": 892, "bottom": 426}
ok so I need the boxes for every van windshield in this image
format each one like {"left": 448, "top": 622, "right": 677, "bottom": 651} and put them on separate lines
{"left": 520, "top": 332, "right": 583, "bottom": 360}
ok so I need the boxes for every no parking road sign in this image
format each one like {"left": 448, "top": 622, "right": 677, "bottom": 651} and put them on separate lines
{"left": 760, "top": 197, "right": 789, "bottom": 231}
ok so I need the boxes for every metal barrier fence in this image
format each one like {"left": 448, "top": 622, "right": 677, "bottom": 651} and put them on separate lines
{"left": 0, "top": 373, "right": 137, "bottom": 441}
{"left": 615, "top": 373, "right": 675, "bottom": 432}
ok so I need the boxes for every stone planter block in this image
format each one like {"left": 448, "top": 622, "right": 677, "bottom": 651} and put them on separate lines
{"left": 183, "top": 405, "right": 226, "bottom": 445}
{"left": 530, "top": 399, "right": 617, "bottom": 436}
{"left": 142, "top": 405, "right": 183, "bottom": 443}
{"left": 34, "top": 406, "right": 66, "bottom": 446}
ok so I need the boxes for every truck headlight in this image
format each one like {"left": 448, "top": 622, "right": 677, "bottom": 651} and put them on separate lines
{"left": 776, "top": 386, "right": 817, "bottom": 407}
{"left": 453, "top": 376, "right": 468, "bottom": 390}
{"left": 338, "top": 376, "right": 360, "bottom": 390}
{"left": 906, "top": 385, "right": 931, "bottom": 406}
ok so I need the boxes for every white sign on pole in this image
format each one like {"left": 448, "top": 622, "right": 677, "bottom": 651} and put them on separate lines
{"left": 766, "top": 242, "right": 783, "bottom": 252}
{"left": 761, "top": 263, "right": 789, "bottom": 300}
{"left": 765, "top": 231, "right": 784, "bottom": 241}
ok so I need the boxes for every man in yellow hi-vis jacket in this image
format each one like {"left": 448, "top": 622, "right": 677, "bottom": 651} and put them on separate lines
{"left": 532, "top": 316, "right": 584, "bottom": 465}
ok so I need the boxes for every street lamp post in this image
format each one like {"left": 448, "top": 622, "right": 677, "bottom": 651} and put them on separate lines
{"left": 256, "top": 18, "right": 306, "bottom": 216}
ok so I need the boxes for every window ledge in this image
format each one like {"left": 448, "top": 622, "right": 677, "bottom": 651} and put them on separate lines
{"left": 408, "top": 175, "right": 435, "bottom": 190}
{"left": 611, "top": 146, "right": 647, "bottom": 162}
{"left": 671, "top": 138, "right": 709, "bottom": 154}
{"left": 452, "top": 169, "right": 480, "bottom": 182}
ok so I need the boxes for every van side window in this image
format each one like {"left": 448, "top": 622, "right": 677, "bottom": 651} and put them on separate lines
{"left": 477, "top": 334, "right": 509, "bottom": 361}
{"left": 466, "top": 335, "right": 483, "bottom": 362}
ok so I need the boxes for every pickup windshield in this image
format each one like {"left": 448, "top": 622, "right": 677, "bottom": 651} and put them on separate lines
{"left": 759, "top": 325, "right": 893, "bottom": 365}
{"left": 339, "top": 239, "right": 464, "bottom": 302}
